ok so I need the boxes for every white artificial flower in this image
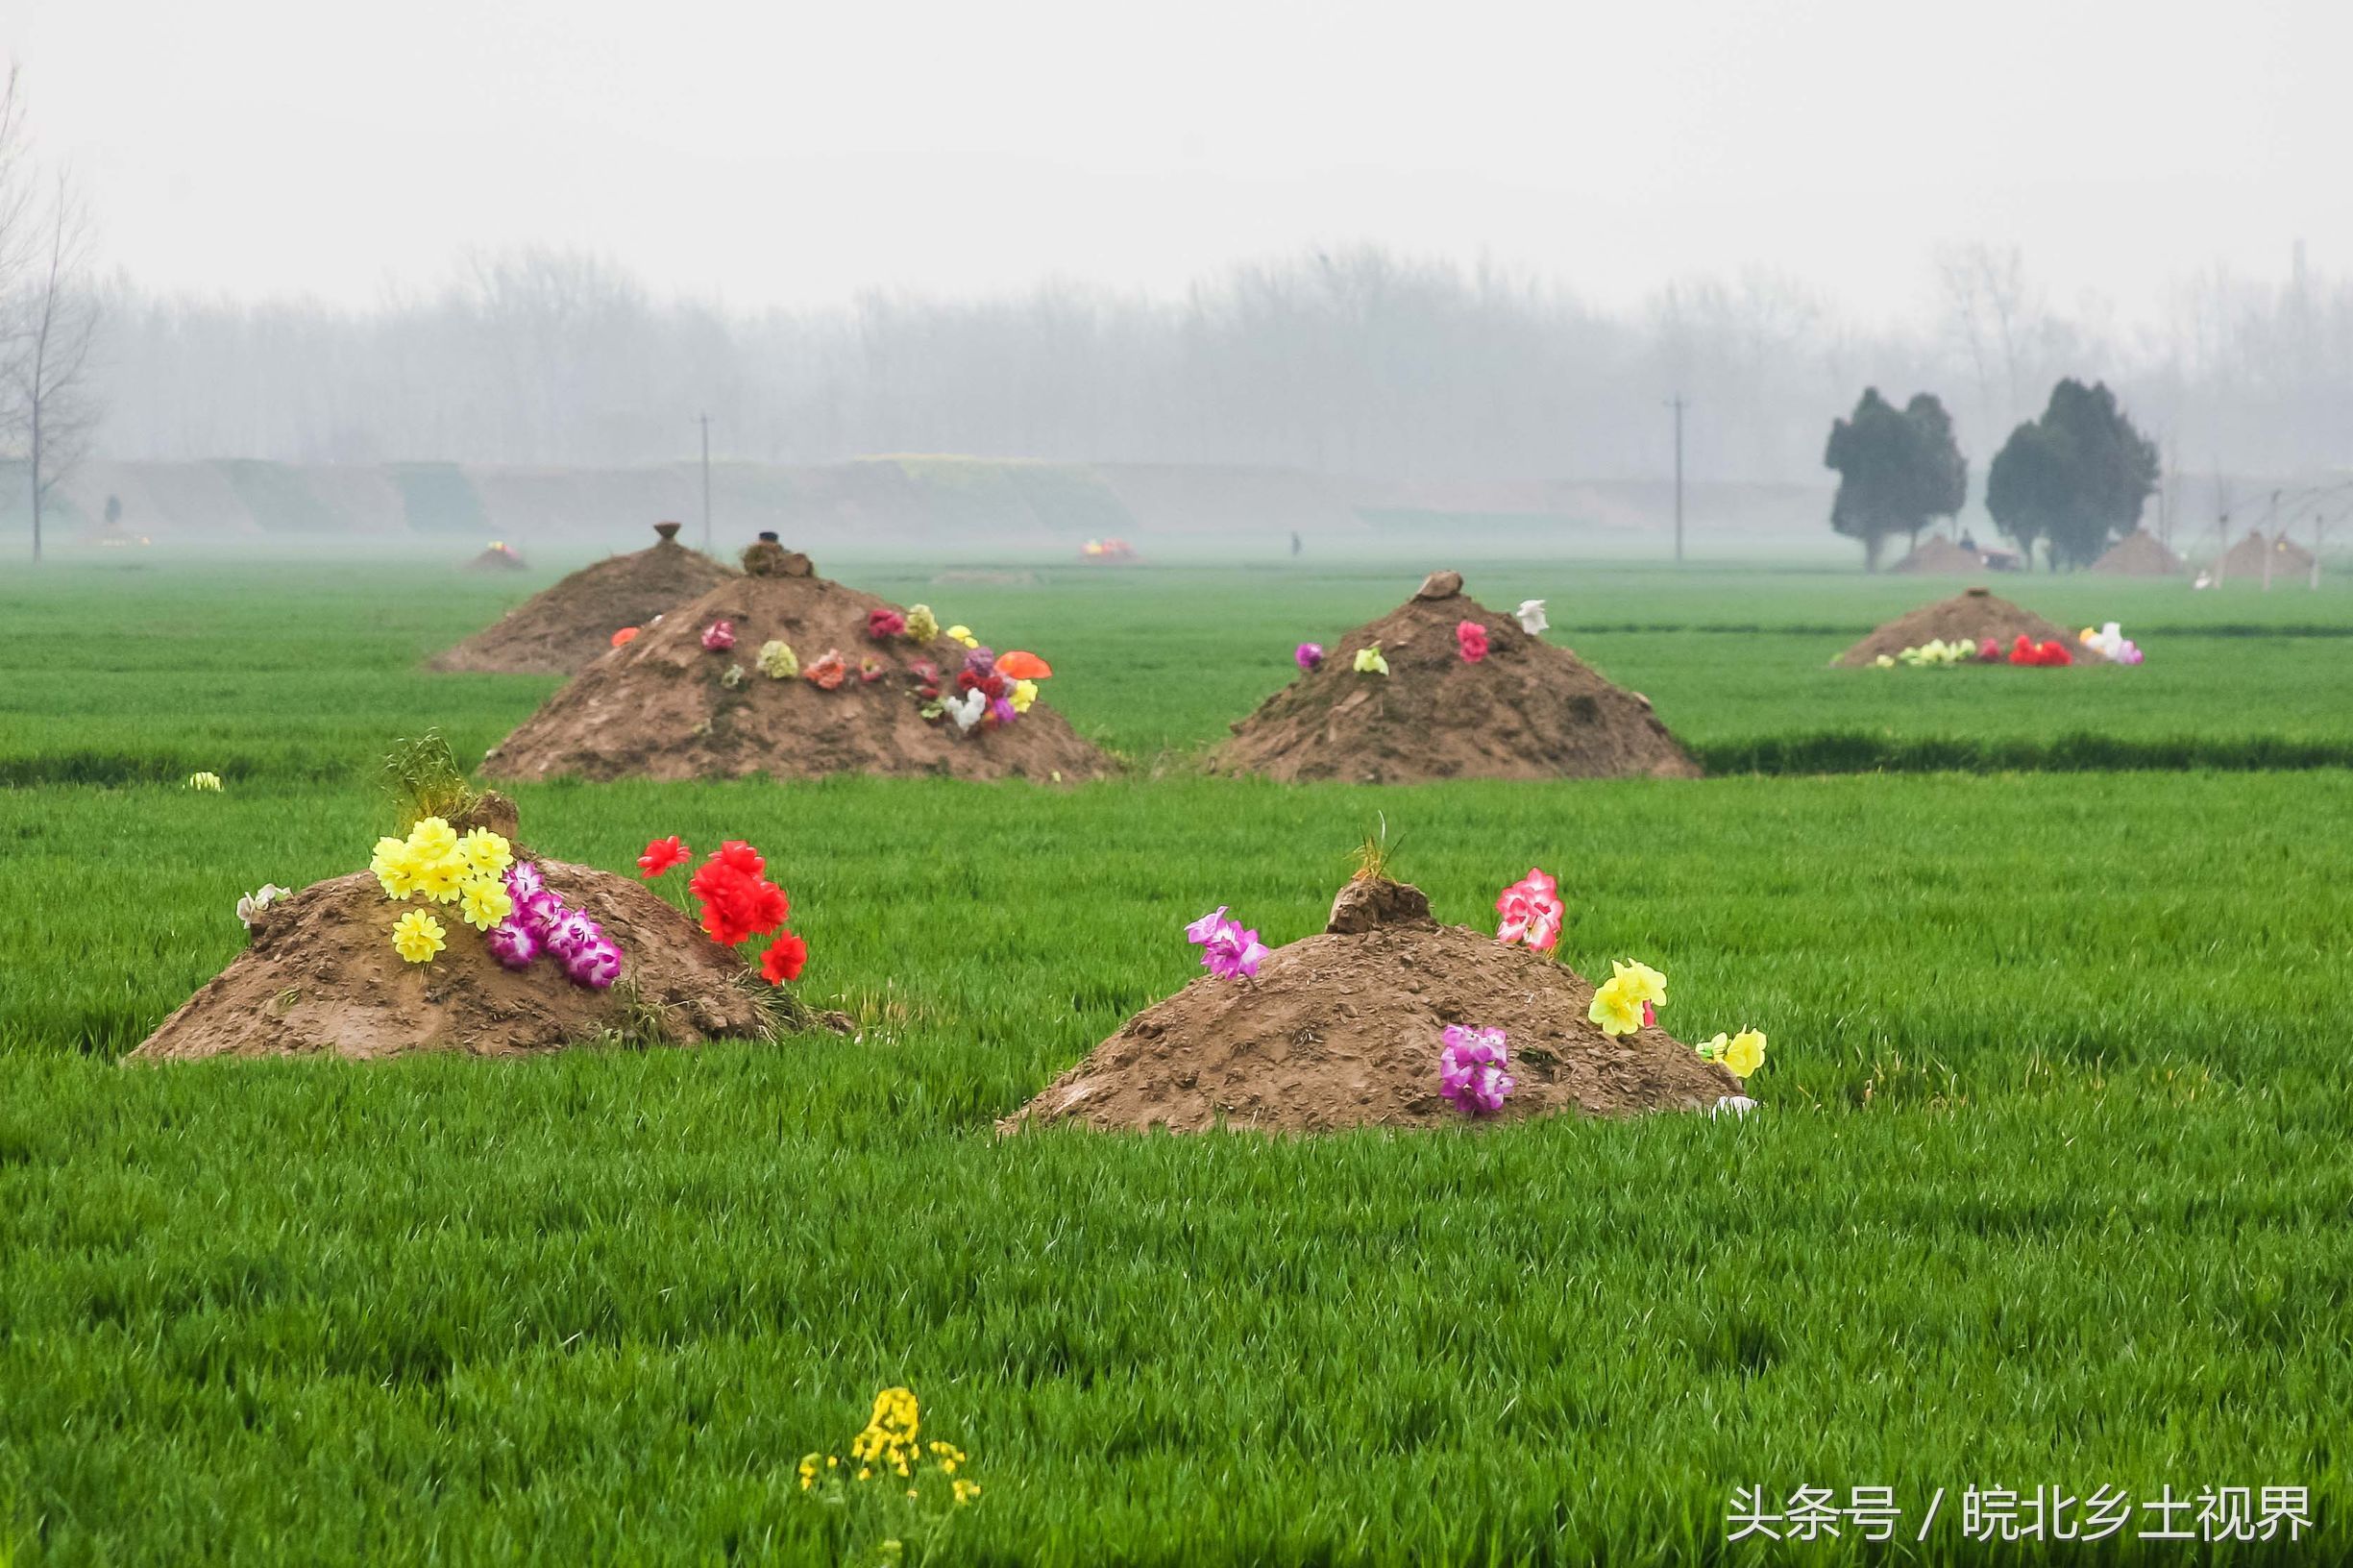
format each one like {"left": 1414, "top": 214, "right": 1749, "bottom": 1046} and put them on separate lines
{"left": 1710, "top": 1095, "right": 1758, "bottom": 1118}
{"left": 236, "top": 884, "right": 291, "bottom": 929}
{"left": 1515, "top": 600, "right": 1548, "bottom": 635}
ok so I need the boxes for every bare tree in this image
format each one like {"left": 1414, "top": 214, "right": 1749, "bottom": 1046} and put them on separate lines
{"left": 7, "top": 170, "right": 102, "bottom": 560}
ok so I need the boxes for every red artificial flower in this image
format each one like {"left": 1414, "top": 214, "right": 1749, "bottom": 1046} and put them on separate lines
{"left": 611, "top": 626, "right": 641, "bottom": 648}
{"left": 981, "top": 673, "right": 1010, "bottom": 701}
{"left": 2008, "top": 634, "right": 2035, "bottom": 667}
{"left": 955, "top": 669, "right": 985, "bottom": 695}
{"left": 760, "top": 930, "right": 809, "bottom": 984}
{"left": 867, "top": 608, "right": 907, "bottom": 641}
{"left": 637, "top": 835, "right": 691, "bottom": 878}
{"left": 2040, "top": 640, "right": 2072, "bottom": 667}
{"left": 688, "top": 841, "right": 791, "bottom": 946}
{"left": 1456, "top": 620, "right": 1490, "bottom": 663}
{"left": 1977, "top": 637, "right": 2000, "bottom": 662}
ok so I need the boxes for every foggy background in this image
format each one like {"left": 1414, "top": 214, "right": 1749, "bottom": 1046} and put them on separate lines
{"left": 5, "top": 0, "right": 2351, "bottom": 558}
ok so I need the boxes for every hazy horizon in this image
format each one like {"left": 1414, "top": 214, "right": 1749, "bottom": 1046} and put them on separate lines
{"left": 10, "top": 0, "right": 2350, "bottom": 328}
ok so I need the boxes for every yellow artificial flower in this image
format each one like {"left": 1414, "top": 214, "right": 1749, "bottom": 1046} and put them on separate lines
{"left": 1722, "top": 1028, "right": 1767, "bottom": 1079}
{"left": 1588, "top": 974, "right": 1644, "bottom": 1036}
{"left": 456, "top": 828, "right": 512, "bottom": 878}
{"left": 410, "top": 854, "right": 467, "bottom": 905}
{"left": 458, "top": 873, "right": 513, "bottom": 932}
{"left": 391, "top": 909, "right": 446, "bottom": 964}
{"left": 757, "top": 639, "right": 798, "bottom": 679}
{"left": 406, "top": 816, "right": 458, "bottom": 860}
{"left": 1353, "top": 644, "right": 1389, "bottom": 675}
{"left": 370, "top": 836, "right": 420, "bottom": 899}
{"left": 944, "top": 625, "right": 978, "bottom": 649}
{"left": 953, "top": 1480, "right": 981, "bottom": 1506}
{"left": 1611, "top": 959, "right": 1667, "bottom": 1008}
{"left": 903, "top": 604, "right": 940, "bottom": 643}
{"left": 1011, "top": 678, "right": 1038, "bottom": 714}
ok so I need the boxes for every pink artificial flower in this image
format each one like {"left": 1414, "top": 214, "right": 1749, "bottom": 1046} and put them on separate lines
{"left": 867, "top": 607, "right": 907, "bottom": 641}
{"left": 1456, "top": 621, "right": 1489, "bottom": 663}
{"left": 1295, "top": 642, "right": 1325, "bottom": 673}
{"left": 701, "top": 620, "right": 736, "bottom": 652}
{"left": 1494, "top": 868, "right": 1563, "bottom": 951}
{"left": 1438, "top": 1024, "right": 1515, "bottom": 1115}
{"left": 804, "top": 649, "right": 847, "bottom": 691}
{"left": 858, "top": 656, "right": 886, "bottom": 682}
{"left": 1185, "top": 905, "right": 1268, "bottom": 981}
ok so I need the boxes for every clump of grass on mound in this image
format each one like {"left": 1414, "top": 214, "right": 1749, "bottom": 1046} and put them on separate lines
{"left": 380, "top": 729, "right": 478, "bottom": 831}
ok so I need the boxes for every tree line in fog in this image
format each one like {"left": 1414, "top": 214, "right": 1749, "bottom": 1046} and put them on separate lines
{"left": 81, "top": 241, "right": 2353, "bottom": 487}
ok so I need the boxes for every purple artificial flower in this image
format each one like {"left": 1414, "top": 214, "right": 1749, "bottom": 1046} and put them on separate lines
{"left": 512, "top": 888, "right": 564, "bottom": 940}
{"left": 963, "top": 646, "right": 997, "bottom": 680}
{"left": 506, "top": 861, "right": 546, "bottom": 900}
{"left": 1186, "top": 905, "right": 1268, "bottom": 981}
{"left": 545, "top": 908, "right": 605, "bottom": 963}
{"left": 1438, "top": 1024, "right": 1515, "bottom": 1115}
{"left": 562, "top": 938, "right": 624, "bottom": 990}
{"left": 989, "top": 694, "right": 1017, "bottom": 726}
{"left": 484, "top": 918, "right": 543, "bottom": 970}
{"left": 1295, "top": 642, "right": 1325, "bottom": 673}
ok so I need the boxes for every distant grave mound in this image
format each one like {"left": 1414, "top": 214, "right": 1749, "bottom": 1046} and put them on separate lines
{"left": 1889, "top": 535, "right": 1985, "bottom": 574}
{"left": 1004, "top": 877, "right": 1739, "bottom": 1135}
{"left": 130, "top": 796, "right": 770, "bottom": 1063}
{"left": 1213, "top": 570, "right": 1698, "bottom": 783}
{"left": 465, "top": 542, "right": 529, "bottom": 573}
{"left": 1836, "top": 586, "right": 2105, "bottom": 667}
{"left": 2214, "top": 531, "right": 2316, "bottom": 581}
{"left": 479, "top": 549, "right": 1112, "bottom": 784}
{"left": 433, "top": 524, "right": 736, "bottom": 674}
{"left": 2091, "top": 528, "right": 2185, "bottom": 576}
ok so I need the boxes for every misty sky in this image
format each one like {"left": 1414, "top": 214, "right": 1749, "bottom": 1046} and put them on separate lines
{"left": 9, "top": 0, "right": 2346, "bottom": 325}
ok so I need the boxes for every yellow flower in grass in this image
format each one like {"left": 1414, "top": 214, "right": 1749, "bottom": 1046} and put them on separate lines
{"left": 371, "top": 836, "right": 420, "bottom": 899}
{"left": 391, "top": 909, "right": 446, "bottom": 964}
{"left": 457, "top": 828, "right": 512, "bottom": 878}
{"left": 458, "top": 873, "right": 513, "bottom": 932}
{"left": 1610, "top": 959, "right": 1667, "bottom": 1009}
{"left": 1722, "top": 1028, "right": 1766, "bottom": 1080}
{"left": 1588, "top": 974, "right": 1644, "bottom": 1037}
{"left": 953, "top": 1479, "right": 981, "bottom": 1506}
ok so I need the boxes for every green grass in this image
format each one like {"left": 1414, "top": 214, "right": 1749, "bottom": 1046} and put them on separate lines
{"left": 1, "top": 559, "right": 2348, "bottom": 1564}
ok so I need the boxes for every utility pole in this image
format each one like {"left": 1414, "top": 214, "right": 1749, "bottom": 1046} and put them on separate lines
{"left": 698, "top": 412, "right": 712, "bottom": 554}
{"left": 1667, "top": 393, "right": 1686, "bottom": 565}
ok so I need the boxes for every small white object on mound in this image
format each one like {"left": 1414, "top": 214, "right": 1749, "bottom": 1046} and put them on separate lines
{"left": 1712, "top": 1095, "right": 1758, "bottom": 1118}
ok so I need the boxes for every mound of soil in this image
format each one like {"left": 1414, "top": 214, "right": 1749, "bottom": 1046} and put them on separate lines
{"left": 433, "top": 525, "right": 737, "bottom": 674}
{"left": 2091, "top": 528, "right": 2185, "bottom": 576}
{"left": 1889, "top": 534, "right": 1984, "bottom": 574}
{"left": 466, "top": 544, "right": 529, "bottom": 573}
{"left": 2214, "top": 531, "right": 2316, "bottom": 581}
{"left": 1835, "top": 587, "right": 2105, "bottom": 667}
{"left": 1005, "top": 879, "right": 1740, "bottom": 1134}
{"left": 1213, "top": 571, "right": 1699, "bottom": 783}
{"left": 131, "top": 822, "right": 768, "bottom": 1063}
{"left": 479, "top": 555, "right": 1113, "bottom": 784}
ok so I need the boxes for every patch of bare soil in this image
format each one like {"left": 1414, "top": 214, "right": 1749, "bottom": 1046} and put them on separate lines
{"left": 1213, "top": 571, "right": 1699, "bottom": 783}
{"left": 432, "top": 525, "right": 738, "bottom": 674}
{"left": 479, "top": 554, "right": 1113, "bottom": 783}
{"left": 1835, "top": 587, "right": 2105, "bottom": 667}
{"left": 1004, "top": 879, "right": 1739, "bottom": 1134}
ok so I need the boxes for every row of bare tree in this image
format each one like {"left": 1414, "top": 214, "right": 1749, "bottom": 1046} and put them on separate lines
{"left": 0, "top": 66, "right": 102, "bottom": 560}
{"left": 83, "top": 239, "right": 2353, "bottom": 490}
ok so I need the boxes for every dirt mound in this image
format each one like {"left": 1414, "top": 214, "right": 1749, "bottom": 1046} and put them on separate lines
{"left": 466, "top": 543, "right": 529, "bottom": 572}
{"left": 1889, "top": 534, "right": 1984, "bottom": 574}
{"left": 480, "top": 557, "right": 1113, "bottom": 784}
{"left": 1006, "top": 880, "right": 1739, "bottom": 1134}
{"left": 1212, "top": 571, "right": 1698, "bottom": 783}
{"left": 1835, "top": 587, "right": 2104, "bottom": 667}
{"left": 2092, "top": 528, "right": 2185, "bottom": 576}
{"left": 2214, "top": 531, "right": 2316, "bottom": 581}
{"left": 131, "top": 857, "right": 768, "bottom": 1063}
{"left": 433, "top": 525, "right": 737, "bottom": 674}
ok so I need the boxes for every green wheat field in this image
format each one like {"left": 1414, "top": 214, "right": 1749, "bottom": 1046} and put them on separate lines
{"left": 2, "top": 557, "right": 2348, "bottom": 1565}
